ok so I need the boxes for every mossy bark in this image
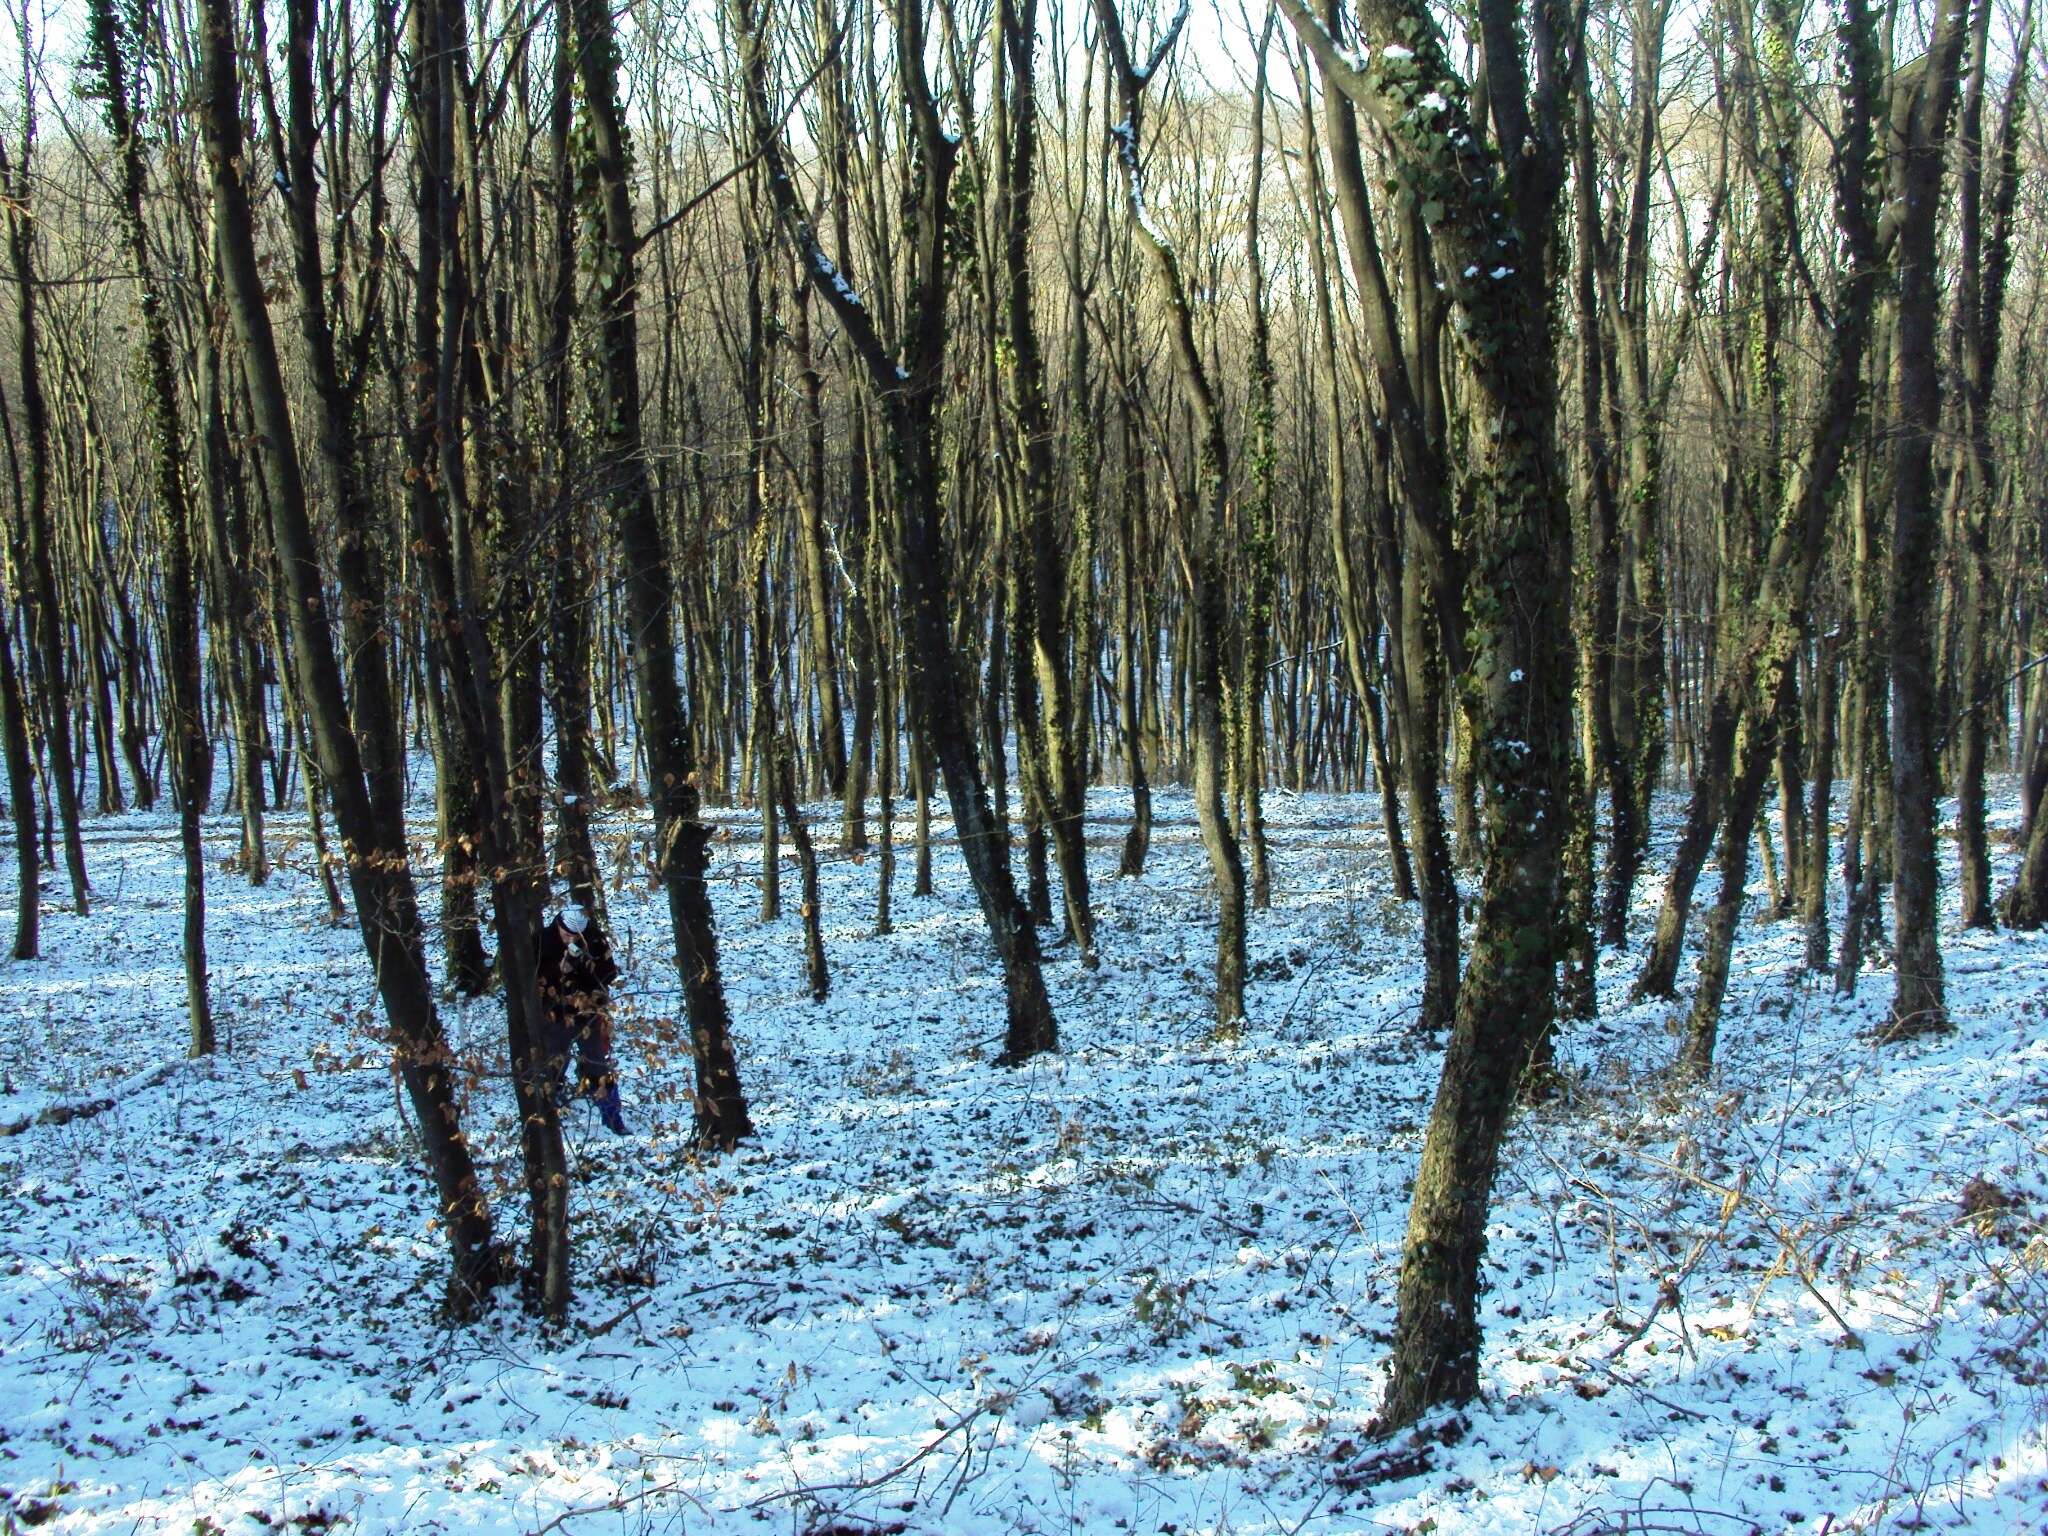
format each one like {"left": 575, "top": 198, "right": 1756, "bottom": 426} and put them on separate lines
{"left": 90, "top": 0, "right": 213, "bottom": 1053}
{"left": 1884, "top": 0, "right": 1972, "bottom": 1039}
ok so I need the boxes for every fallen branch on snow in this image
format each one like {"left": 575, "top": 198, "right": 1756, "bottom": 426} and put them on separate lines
{"left": 0, "top": 1060, "right": 182, "bottom": 1137}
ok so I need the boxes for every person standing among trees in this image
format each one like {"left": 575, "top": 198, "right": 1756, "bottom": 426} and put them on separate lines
{"left": 536, "top": 903, "right": 627, "bottom": 1134}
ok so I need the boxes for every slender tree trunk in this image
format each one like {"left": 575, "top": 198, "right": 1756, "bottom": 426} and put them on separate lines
{"left": 2, "top": 622, "right": 37, "bottom": 960}
{"left": 408, "top": 0, "right": 574, "bottom": 1312}
{"left": 752, "top": 525, "right": 782, "bottom": 923}
{"left": 1682, "top": 703, "right": 1784, "bottom": 1073}
{"left": 201, "top": 0, "right": 496, "bottom": 1311}
{"left": 999, "top": 0, "right": 1095, "bottom": 961}
{"left": 1803, "top": 632, "right": 1840, "bottom": 969}
{"left": 542, "top": 0, "right": 603, "bottom": 920}
{"left": 90, "top": 0, "right": 212, "bottom": 1054}
{"left": 1116, "top": 405, "right": 1153, "bottom": 879}
{"left": 875, "top": 517, "right": 898, "bottom": 935}
{"left": 1094, "top": 1, "right": 1248, "bottom": 1033}
{"left": 1239, "top": 12, "right": 1280, "bottom": 914}
{"left": 1949, "top": 0, "right": 2026, "bottom": 929}
{"left": 740, "top": 214, "right": 780, "bottom": 925}
{"left": 197, "top": 291, "right": 268, "bottom": 886}
{"left": 1644, "top": 0, "right": 1883, "bottom": 1050}
{"left": 840, "top": 417, "right": 878, "bottom": 853}
{"left": 423, "top": 658, "right": 494, "bottom": 995}
{"left": 573, "top": 0, "right": 753, "bottom": 1144}
{"left": 0, "top": 128, "right": 88, "bottom": 914}
{"left": 739, "top": 0, "right": 1058, "bottom": 1062}
{"left": 792, "top": 317, "right": 848, "bottom": 799}
{"left": 776, "top": 732, "right": 830, "bottom": 1001}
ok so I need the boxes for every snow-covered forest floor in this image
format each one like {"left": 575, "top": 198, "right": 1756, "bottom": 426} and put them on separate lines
{"left": 2, "top": 782, "right": 2046, "bottom": 1535}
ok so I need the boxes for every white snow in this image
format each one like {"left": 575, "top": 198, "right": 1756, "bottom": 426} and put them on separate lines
{"left": 2, "top": 780, "right": 2045, "bottom": 1534}
{"left": 809, "top": 245, "right": 866, "bottom": 311}
{"left": 1111, "top": 118, "right": 1175, "bottom": 256}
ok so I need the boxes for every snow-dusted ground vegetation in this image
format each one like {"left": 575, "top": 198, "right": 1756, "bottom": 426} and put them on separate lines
{"left": 2, "top": 785, "right": 2046, "bottom": 1534}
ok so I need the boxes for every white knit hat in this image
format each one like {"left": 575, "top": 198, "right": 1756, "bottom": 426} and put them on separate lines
{"left": 560, "top": 903, "right": 590, "bottom": 934}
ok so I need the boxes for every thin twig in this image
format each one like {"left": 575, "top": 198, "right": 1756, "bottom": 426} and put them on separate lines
{"left": 737, "top": 1402, "right": 989, "bottom": 1511}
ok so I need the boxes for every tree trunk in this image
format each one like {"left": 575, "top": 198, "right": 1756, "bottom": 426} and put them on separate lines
{"left": 1885, "top": 0, "right": 1972, "bottom": 1038}
{"left": 197, "top": 285, "right": 269, "bottom": 886}
{"left": 1803, "top": 632, "right": 1840, "bottom": 969}
{"left": 0, "top": 126, "right": 88, "bottom": 915}
{"left": 1094, "top": 0, "right": 1248, "bottom": 1033}
{"left": 408, "top": 0, "right": 576, "bottom": 1312}
{"left": 776, "top": 733, "right": 830, "bottom": 1002}
{"left": 1281, "top": 0, "right": 1577, "bottom": 1429}
{"left": 572, "top": 0, "right": 754, "bottom": 1145}
{"left": 201, "top": 0, "right": 497, "bottom": 1312}
{"left": 739, "top": 0, "right": 1058, "bottom": 1063}
{"left": 1948, "top": 0, "right": 2025, "bottom": 930}
{"left": 2, "top": 623, "right": 37, "bottom": 960}
{"left": 90, "top": 0, "right": 213, "bottom": 1055}
{"left": 542, "top": 2, "right": 603, "bottom": 921}
{"left": 998, "top": 0, "right": 1095, "bottom": 961}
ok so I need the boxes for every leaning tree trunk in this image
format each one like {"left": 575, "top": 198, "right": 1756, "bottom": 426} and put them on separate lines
{"left": 775, "top": 732, "right": 831, "bottom": 1002}
{"left": 572, "top": 0, "right": 754, "bottom": 1146}
{"left": 2006, "top": 795, "right": 2048, "bottom": 929}
{"left": 1313, "top": 28, "right": 1460, "bottom": 1028}
{"left": 1601, "top": 0, "right": 1684, "bottom": 946}
{"left": 200, "top": 0, "right": 496, "bottom": 1312}
{"left": 1093, "top": 0, "right": 1248, "bottom": 1034}
{"left": 738, "top": 0, "right": 1060, "bottom": 1063}
{"left": 1671, "top": 0, "right": 1885, "bottom": 1067}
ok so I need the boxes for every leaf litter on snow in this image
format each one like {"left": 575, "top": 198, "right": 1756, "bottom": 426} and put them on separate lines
{"left": 0, "top": 783, "right": 2045, "bottom": 1534}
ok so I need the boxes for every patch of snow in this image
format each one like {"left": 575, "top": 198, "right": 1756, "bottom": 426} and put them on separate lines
{"left": 0, "top": 769, "right": 2043, "bottom": 1535}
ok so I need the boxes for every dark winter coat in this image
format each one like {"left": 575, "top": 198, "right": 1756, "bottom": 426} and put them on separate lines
{"left": 534, "top": 917, "right": 619, "bottom": 1084}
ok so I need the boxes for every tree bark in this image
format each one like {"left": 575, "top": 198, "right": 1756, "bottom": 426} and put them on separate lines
{"left": 90, "top": 0, "right": 213, "bottom": 1055}
{"left": 1094, "top": 0, "right": 1249, "bottom": 1034}
{"left": 0, "top": 121, "right": 88, "bottom": 915}
{"left": 1282, "top": 0, "right": 1576, "bottom": 1429}
{"left": 999, "top": 0, "right": 1096, "bottom": 961}
{"left": 1886, "top": 0, "right": 1973, "bottom": 1038}
{"left": 2, "top": 621, "right": 37, "bottom": 960}
{"left": 200, "top": 0, "right": 496, "bottom": 1312}
{"left": 572, "top": 0, "right": 755, "bottom": 1144}
{"left": 738, "top": 0, "right": 1059, "bottom": 1062}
